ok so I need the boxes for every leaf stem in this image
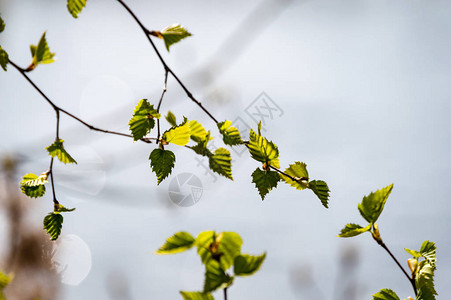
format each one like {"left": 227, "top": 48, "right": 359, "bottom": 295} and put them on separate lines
{"left": 224, "top": 287, "right": 228, "bottom": 300}
{"left": 373, "top": 236, "right": 418, "bottom": 296}
{"left": 115, "top": 0, "right": 219, "bottom": 124}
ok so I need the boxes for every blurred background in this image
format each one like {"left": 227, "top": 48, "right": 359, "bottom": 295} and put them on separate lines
{"left": 0, "top": 0, "right": 450, "bottom": 299}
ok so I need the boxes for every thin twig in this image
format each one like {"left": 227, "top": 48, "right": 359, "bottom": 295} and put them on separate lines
{"left": 223, "top": 287, "right": 228, "bottom": 300}
{"left": 156, "top": 69, "right": 169, "bottom": 143}
{"left": 375, "top": 238, "right": 418, "bottom": 296}
{"left": 115, "top": 0, "right": 219, "bottom": 124}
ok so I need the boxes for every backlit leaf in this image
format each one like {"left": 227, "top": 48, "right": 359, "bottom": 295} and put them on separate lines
{"left": 149, "top": 148, "right": 176, "bottom": 184}
{"left": 46, "top": 139, "right": 77, "bottom": 164}
{"left": 218, "top": 120, "right": 242, "bottom": 146}
{"left": 190, "top": 120, "right": 210, "bottom": 143}
{"left": 338, "top": 223, "right": 371, "bottom": 238}
{"left": 20, "top": 173, "right": 47, "bottom": 198}
{"left": 248, "top": 128, "right": 280, "bottom": 168}
{"left": 0, "top": 15, "right": 5, "bottom": 33}
{"left": 372, "top": 289, "right": 400, "bottom": 300}
{"left": 234, "top": 253, "right": 266, "bottom": 276}
{"left": 165, "top": 111, "right": 177, "bottom": 127}
{"left": 30, "top": 32, "right": 55, "bottom": 66}
{"left": 159, "top": 24, "right": 192, "bottom": 51}
{"left": 251, "top": 168, "right": 280, "bottom": 200}
{"left": 128, "top": 99, "right": 160, "bottom": 141}
{"left": 358, "top": 184, "right": 393, "bottom": 224}
{"left": 196, "top": 231, "right": 243, "bottom": 270}
{"left": 163, "top": 118, "right": 190, "bottom": 146}
{"left": 203, "top": 260, "right": 233, "bottom": 292}
{"left": 208, "top": 148, "right": 233, "bottom": 180}
{"left": 156, "top": 231, "right": 195, "bottom": 254}
{"left": 280, "top": 162, "right": 309, "bottom": 190}
{"left": 180, "top": 291, "right": 214, "bottom": 300}
{"left": 67, "top": 0, "right": 88, "bottom": 18}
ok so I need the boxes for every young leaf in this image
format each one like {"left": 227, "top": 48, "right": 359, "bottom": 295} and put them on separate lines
{"left": 159, "top": 24, "right": 192, "bottom": 51}
{"left": 416, "top": 286, "right": 436, "bottom": 300}
{"left": 217, "top": 120, "right": 242, "bottom": 146}
{"left": 419, "top": 241, "right": 437, "bottom": 268}
{"left": 358, "top": 184, "right": 394, "bottom": 224}
{"left": 0, "top": 15, "right": 5, "bottom": 33}
{"left": 248, "top": 128, "right": 280, "bottom": 168}
{"left": 43, "top": 213, "right": 63, "bottom": 241}
{"left": 416, "top": 259, "right": 437, "bottom": 296}
{"left": 0, "top": 46, "right": 8, "bottom": 72}
{"left": 196, "top": 231, "right": 243, "bottom": 270}
{"left": 162, "top": 118, "right": 190, "bottom": 146}
{"left": 234, "top": 253, "right": 266, "bottom": 276}
{"left": 203, "top": 260, "right": 233, "bottom": 293}
{"left": 191, "top": 138, "right": 213, "bottom": 157}
{"left": 208, "top": 148, "right": 233, "bottom": 180}
{"left": 20, "top": 173, "right": 48, "bottom": 198}
{"left": 372, "top": 289, "right": 400, "bottom": 300}
{"left": 67, "top": 0, "right": 88, "bottom": 18}
{"left": 165, "top": 111, "right": 177, "bottom": 127}
{"left": 309, "top": 180, "right": 330, "bottom": 208}
{"left": 251, "top": 168, "right": 280, "bottom": 200}
{"left": 30, "top": 32, "right": 55, "bottom": 67}
{"left": 190, "top": 120, "right": 210, "bottom": 143}
{"left": 280, "top": 162, "right": 309, "bottom": 190}
{"left": 156, "top": 231, "right": 195, "bottom": 254}
{"left": 337, "top": 223, "right": 371, "bottom": 238}
{"left": 56, "top": 203, "right": 76, "bottom": 213}
{"left": 129, "top": 99, "right": 160, "bottom": 141}
{"left": 46, "top": 139, "right": 77, "bottom": 164}
{"left": 180, "top": 291, "right": 214, "bottom": 300}
{"left": 149, "top": 148, "right": 176, "bottom": 184}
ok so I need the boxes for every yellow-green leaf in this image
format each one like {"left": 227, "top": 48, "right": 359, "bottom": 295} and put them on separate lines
{"left": 46, "top": 139, "right": 77, "bottom": 164}
{"left": 67, "top": 0, "right": 88, "bottom": 18}
{"left": 156, "top": 231, "right": 195, "bottom": 254}
{"left": 0, "top": 46, "right": 8, "bottom": 72}
{"left": 280, "top": 162, "right": 309, "bottom": 190}
{"left": 358, "top": 184, "right": 393, "bottom": 224}
{"left": 337, "top": 223, "right": 371, "bottom": 238}
{"left": 159, "top": 24, "right": 192, "bottom": 51}
{"left": 234, "top": 253, "right": 266, "bottom": 276}
{"left": 30, "top": 32, "right": 55, "bottom": 67}
{"left": 248, "top": 128, "right": 279, "bottom": 168}
{"left": 208, "top": 148, "right": 233, "bottom": 180}
{"left": 218, "top": 120, "right": 242, "bottom": 146}
{"left": 163, "top": 119, "right": 191, "bottom": 146}
{"left": 128, "top": 99, "right": 160, "bottom": 141}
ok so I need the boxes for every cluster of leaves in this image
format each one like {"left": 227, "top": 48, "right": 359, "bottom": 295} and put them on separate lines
{"left": 156, "top": 231, "right": 266, "bottom": 299}
{"left": 0, "top": 271, "right": 12, "bottom": 300}
{"left": 20, "top": 139, "right": 77, "bottom": 240}
{"left": 338, "top": 185, "right": 437, "bottom": 300}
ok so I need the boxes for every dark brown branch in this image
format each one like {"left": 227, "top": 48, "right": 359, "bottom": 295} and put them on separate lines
{"left": 115, "top": 0, "right": 219, "bottom": 124}
{"left": 8, "top": 59, "right": 153, "bottom": 143}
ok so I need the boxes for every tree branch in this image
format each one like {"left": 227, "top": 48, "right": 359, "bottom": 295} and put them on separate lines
{"left": 115, "top": 0, "right": 219, "bottom": 124}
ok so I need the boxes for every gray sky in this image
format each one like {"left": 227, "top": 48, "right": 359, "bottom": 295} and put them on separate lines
{"left": 0, "top": 0, "right": 450, "bottom": 299}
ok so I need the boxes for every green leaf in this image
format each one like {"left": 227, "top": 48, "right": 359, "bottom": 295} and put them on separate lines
{"left": 416, "top": 259, "right": 437, "bottom": 296}
{"left": 163, "top": 118, "right": 191, "bottom": 146}
{"left": 405, "top": 248, "right": 422, "bottom": 258}
{"left": 56, "top": 203, "right": 76, "bottom": 213}
{"left": 43, "top": 213, "right": 63, "bottom": 241}
{"left": 159, "top": 24, "right": 192, "bottom": 51}
{"left": 419, "top": 241, "right": 436, "bottom": 268}
{"left": 129, "top": 99, "right": 160, "bottom": 141}
{"left": 46, "top": 139, "right": 77, "bottom": 164}
{"left": 309, "top": 180, "right": 330, "bottom": 208}
{"left": 166, "top": 111, "right": 177, "bottom": 127}
{"left": 280, "top": 162, "right": 309, "bottom": 190}
{"left": 20, "top": 173, "right": 48, "bottom": 198}
{"left": 0, "top": 15, "right": 5, "bottom": 33}
{"left": 190, "top": 120, "right": 211, "bottom": 143}
{"left": 208, "top": 148, "right": 233, "bottom": 180}
{"left": 218, "top": 121, "right": 242, "bottom": 146}
{"left": 0, "top": 46, "right": 8, "bottom": 72}
{"left": 196, "top": 231, "right": 243, "bottom": 270}
{"left": 30, "top": 32, "right": 55, "bottom": 66}
{"left": 191, "top": 139, "right": 213, "bottom": 157}
{"left": 149, "top": 148, "right": 176, "bottom": 185}
{"left": 372, "top": 289, "right": 400, "bottom": 300}
{"left": 248, "top": 128, "right": 280, "bottom": 168}
{"left": 67, "top": 0, "right": 88, "bottom": 18}
{"left": 337, "top": 223, "right": 371, "bottom": 238}
{"left": 358, "top": 184, "right": 394, "bottom": 224}
{"left": 234, "top": 253, "right": 266, "bottom": 276}
{"left": 251, "top": 168, "right": 280, "bottom": 200}
{"left": 180, "top": 291, "right": 214, "bottom": 300}
{"left": 156, "top": 231, "right": 195, "bottom": 254}
{"left": 0, "top": 271, "right": 12, "bottom": 300}
{"left": 203, "top": 260, "right": 233, "bottom": 292}
{"left": 416, "top": 286, "right": 436, "bottom": 300}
